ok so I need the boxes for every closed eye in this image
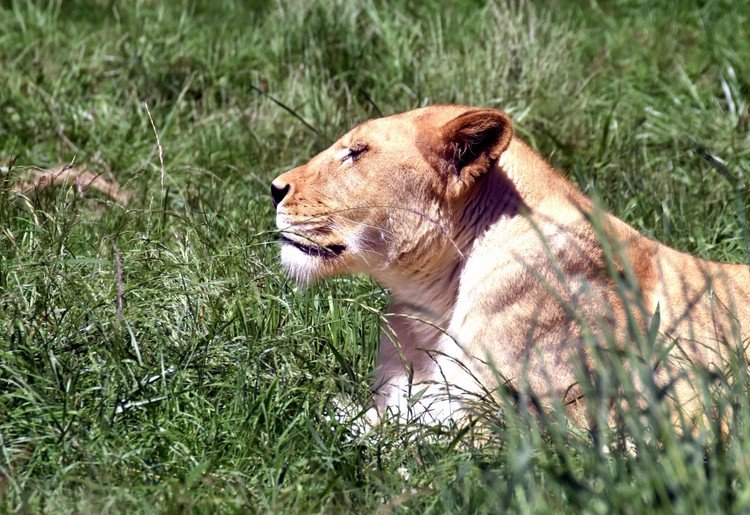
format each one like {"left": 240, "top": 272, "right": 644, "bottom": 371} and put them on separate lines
{"left": 340, "top": 141, "right": 368, "bottom": 164}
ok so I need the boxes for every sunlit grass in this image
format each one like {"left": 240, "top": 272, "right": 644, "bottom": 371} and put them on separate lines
{"left": 1, "top": 0, "right": 749, "bottom": 511}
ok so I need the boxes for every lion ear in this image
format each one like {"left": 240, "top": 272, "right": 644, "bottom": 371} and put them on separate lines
{"left": 440, "top": 109, "right": 513, "bottom": 185}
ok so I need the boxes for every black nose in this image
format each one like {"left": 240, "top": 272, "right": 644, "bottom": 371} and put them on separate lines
{"left": 271, "top": 182, "right": 290, "bottom": 208}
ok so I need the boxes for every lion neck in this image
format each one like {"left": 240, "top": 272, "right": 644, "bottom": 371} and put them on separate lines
{"left": 373, "top": 138, "right": 582, "bottom": 325}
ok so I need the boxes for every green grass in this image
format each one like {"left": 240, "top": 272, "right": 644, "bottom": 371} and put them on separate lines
{"left": 1, "top": 0, "right": 749, "bottom": 512}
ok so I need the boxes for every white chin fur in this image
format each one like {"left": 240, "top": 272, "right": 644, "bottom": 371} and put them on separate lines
{"left": 280, "top": 244, "right": 326, "bottom": 285}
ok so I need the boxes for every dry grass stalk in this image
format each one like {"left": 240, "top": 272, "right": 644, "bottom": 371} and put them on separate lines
{"left": 12, "top": 165, "right": 131, "bottom": 204}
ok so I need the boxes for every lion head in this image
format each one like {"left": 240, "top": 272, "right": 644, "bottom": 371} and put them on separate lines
{"left": 271, "top": 105, "right": 514, "bottom": 285}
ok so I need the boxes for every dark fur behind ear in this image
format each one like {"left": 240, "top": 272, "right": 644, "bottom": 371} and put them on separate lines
{"left": 441, "top": 109, "right": 513, "bottom": 181}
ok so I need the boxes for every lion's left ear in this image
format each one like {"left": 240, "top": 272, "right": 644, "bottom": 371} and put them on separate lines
{"left": 440, "top": 109, "right": 513, "bottom": 189}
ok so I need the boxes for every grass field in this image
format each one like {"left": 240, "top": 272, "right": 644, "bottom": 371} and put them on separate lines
{"left": 1, "top": 0, "right": 750, "bottom": 512}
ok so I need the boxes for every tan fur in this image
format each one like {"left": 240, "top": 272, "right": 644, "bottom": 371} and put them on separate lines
{"left": 271, "top": 105, "right": 750, "bottom": 427}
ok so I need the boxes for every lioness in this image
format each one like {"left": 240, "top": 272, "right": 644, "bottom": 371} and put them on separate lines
{"left": 271, "top": 105, "right": 750, "bottom": 427}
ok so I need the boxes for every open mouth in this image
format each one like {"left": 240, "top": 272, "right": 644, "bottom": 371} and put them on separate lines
{"left": 279, "top": 235, "right": 346, "bottom": 258}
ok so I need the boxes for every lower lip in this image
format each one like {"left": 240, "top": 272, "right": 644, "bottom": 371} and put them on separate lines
{"left": 281, "top": 237, "right": 345, "bottom": 258}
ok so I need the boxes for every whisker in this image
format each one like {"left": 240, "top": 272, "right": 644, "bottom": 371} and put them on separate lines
{"left": 276, "top": 204, "right": 465, "bottom": 259}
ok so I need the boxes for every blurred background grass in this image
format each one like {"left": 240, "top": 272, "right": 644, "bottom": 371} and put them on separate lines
{"left": 1, "top": 0, "right": 749, "bottom": 512}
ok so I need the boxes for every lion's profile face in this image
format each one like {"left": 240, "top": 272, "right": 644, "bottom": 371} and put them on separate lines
{"left": 271, "top": 105, "right": 513, "bottom": 284}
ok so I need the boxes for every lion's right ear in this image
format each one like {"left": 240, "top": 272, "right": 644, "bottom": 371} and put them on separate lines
{"left": 439, "top": 109, "right": 513, "bottom": 191}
